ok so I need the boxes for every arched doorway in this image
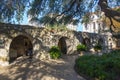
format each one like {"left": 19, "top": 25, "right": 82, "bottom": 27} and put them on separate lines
{"left": 9, "top": 35, "right": 33, "bottom": 63}
{"left": 83, "top": 38, "right": 90, "bottom": 49}
{"left": 98, "top": 38, "right": 104, "bottom": 46}
{"left": 58, "top": 37, "right": 67, "bottom": 54}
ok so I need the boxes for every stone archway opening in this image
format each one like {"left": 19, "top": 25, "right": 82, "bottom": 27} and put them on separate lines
{"left": 9, "top": 35, "right": 33, "bottom": 63}
{"left": 58, "top": 37, "right": 67, "bottom": 54}
{"left": 98, "top": 38, "right": 104, "bottom": 46}
{"left": 83, "top": 38, "right": 90, "bottom": 50}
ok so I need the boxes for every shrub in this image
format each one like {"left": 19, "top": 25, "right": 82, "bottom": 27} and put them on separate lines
{"left": 77, "top": 44, "right": 87, "bottom": 51}
{"left": 49, "top": 46, "right": 61, "bottom": 59}
{"left": 75, "top": 50, "right": 120, "bottom": 80}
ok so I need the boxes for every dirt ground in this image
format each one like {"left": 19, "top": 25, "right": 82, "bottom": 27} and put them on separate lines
{"left": 0, "top": 54, "right": 86, "bottom": 80}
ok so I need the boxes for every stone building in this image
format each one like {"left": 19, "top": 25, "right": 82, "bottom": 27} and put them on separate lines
{"left": 81, "top": 11, "right": 120, "bottom": 51}
{"left": 82, "top": 12, "right": 109, "bottom": 33}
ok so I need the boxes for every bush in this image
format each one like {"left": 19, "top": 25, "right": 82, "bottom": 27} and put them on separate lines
{"left": 77, "top": 44, "right": 87, "bottom": 51}
{"left": 75, "top": 50, "right": 120, "bottom": 80}
{"left": 49, "top": 46, "right": 61, "bottom": 59}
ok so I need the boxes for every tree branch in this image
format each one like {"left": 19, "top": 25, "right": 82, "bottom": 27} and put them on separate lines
{"left": 98, "top": 0, "right": 120, "bottom": 21}
{"left": 45, "top": 0, "right": 76, "bottom": 25}
{"left": 98, "top": 0, "right": 120, "bottom": 32}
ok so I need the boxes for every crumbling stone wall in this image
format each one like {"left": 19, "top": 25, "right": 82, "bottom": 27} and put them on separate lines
{"left": 0, "top": 23, "right": 118, "bottom": 66}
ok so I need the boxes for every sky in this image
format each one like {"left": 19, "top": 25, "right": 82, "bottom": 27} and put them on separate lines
{"left": 77, "top": 23, "right": 83, "bottom": 31}
{"left": 21, "top": 13, "right": 28, "bottom": 25}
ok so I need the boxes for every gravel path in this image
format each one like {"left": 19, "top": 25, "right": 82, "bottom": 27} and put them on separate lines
{"left": 0, "top": 55, "right": 86, "bottom": 80}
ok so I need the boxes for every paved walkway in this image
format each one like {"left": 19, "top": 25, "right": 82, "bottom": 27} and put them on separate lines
{"left": 0, "top": 55, "right": 86, "bottom": 80}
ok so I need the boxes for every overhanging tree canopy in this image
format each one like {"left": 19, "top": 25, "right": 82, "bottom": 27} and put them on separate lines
{"left": 0, "top": 0, "right": 120, "bottom": 31}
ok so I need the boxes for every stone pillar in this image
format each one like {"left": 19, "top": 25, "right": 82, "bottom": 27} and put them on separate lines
{"left": 0, "top": 35, "right": 10, "bottom": 66}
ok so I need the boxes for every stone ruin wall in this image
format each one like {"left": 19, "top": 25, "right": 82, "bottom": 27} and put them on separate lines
{"left": 0, "top": 23, "right": 118, "bottom": 66}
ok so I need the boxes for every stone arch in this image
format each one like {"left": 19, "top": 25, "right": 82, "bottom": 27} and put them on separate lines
{"left": 58, "top": 37, "right": 67, "bottom": 54}
{"left": 9, "top": 35, "right": 33, "bottom": 63}
{"left": 83, "top": 37, "right": 91, "bottom": 49}
{"left": 98, "top": 38, "right": 104, "bottom": 45}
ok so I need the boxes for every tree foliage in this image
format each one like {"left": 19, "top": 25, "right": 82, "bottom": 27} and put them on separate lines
{"left": 0, "top": 0, "right": 120, "bottom": 31}
{"left": 0, "top": 0, "right": 29, "bottom": 23}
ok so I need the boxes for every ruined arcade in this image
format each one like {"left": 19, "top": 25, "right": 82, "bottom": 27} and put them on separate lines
{"left": 0, "top": 23, "right": 118, "bottom": 66}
